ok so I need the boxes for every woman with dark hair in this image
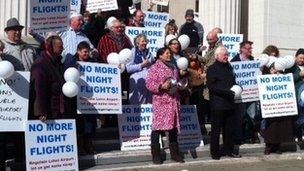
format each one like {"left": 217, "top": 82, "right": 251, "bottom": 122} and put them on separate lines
{"left": 168, "top": 38, "right": 182, "bottom": 63}
{"left": 64, "top": 41, "right": 97, "bottom": 155}
{"left": 286, "top": 48, "right": 304, "bottom": 147}
{"left": 146, "top": 47, "right": 184, "bottom": 164}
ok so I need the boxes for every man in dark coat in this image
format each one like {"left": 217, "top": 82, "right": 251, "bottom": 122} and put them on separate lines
{"left": 207, "top": 46, "right": 240, "bottom": 160}
{"left": 29, "top": 35, "right": 70, "bottom": 121}
{"left": 230, "top": 40, "right": 260, "bottom": 145}
{"left": 179, "top": 9, "right": 204, "bottom": 49}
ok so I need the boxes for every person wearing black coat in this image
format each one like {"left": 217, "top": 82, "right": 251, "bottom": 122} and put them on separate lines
{"left": 207, "top": 46, "right": 240, "bottom": 160}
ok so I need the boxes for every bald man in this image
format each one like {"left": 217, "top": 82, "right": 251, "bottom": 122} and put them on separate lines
{"left": 211, "top": 27, "right": 223, "bottom": 35}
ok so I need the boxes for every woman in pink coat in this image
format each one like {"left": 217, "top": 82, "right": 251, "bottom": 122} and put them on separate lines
{"left": 146, "top": 47, "right": 184, "bottom": 164}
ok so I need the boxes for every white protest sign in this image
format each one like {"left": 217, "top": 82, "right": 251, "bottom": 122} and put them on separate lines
{"left": 118, "top": 105, "right": 203, "bottom": 151}
{"left": 230, "top": 61, "right": 262, "bottom": 103}
{"left": 125, "top": 26, "right": 165, "bottom": 56}
{"left": 71, "top": 0, "right": 81, "bottom": 13}
{"left": 86, "top": 0, "right": 118, "bottom": 13}
{"left": 0, "top": 72, "right": 29, "bottom": 132}
{"left": 257, "top": 73, "right": 298, "bottom": 118}
{"left": 30, "top": 0, "right": 70, "bottom": 33}
{"left": 118, "top": 105, "right": 152, "bottom": 151}
{"left": 152, "top": 0, "right": 169, "bottom": 6}
{"left": 25, "top": 120, "right": 78, "bottom": 171}
{"left": 144, "top": 11, "right": 170, "bottom": 28}
{"left": 77, "top": 62, "right": 122, "bottom": 114}
{"left": 219, "top": 34, "right": 243, "bottom": 60}
{"left": 178, "top": 106, "right": 204, "bottom": 150}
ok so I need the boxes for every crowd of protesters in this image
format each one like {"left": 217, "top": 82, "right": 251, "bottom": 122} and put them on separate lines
{"left": 1, "top": 2, "right": 304, "bottom": 169}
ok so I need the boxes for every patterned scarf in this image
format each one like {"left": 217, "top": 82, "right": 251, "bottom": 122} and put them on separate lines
{"left": 134, "top": 47, "right": 149, "bottom": 64}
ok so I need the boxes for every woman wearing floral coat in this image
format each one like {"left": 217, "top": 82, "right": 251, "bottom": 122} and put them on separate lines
{"left": 146, "top": 47, "right": 184, "bottom": 164}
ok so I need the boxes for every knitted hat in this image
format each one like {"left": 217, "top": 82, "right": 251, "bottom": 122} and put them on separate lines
{"left": 185, "top": 9, "right": 194, "bottom": 17}
{"left": 296, "top": 48, "right": 304, "bottom": 57}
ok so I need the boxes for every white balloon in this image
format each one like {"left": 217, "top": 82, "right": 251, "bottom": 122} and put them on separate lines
{"left": 266, "top": 56, "right": 278, "bottom": 68}
{"left": 301, "top": 91, "right": 304, "bottom": 103}
{"left": 230, "top": 85, "right": 242, "bottom": 99}
{"left": 284, "top": 55, "right": 295, "bottom": 69}
{"left": 62, "top": 82, "right": 79, "bottom": 98}
{"left": 107, "top": 52, "right": 120, "bottom": 65}
{"left": 257, "top": 54, "right": 269, "bottom": 66}
{"left": 0, "top": 60, "right": 14, "bottom": 78}
{"left": 165, "top": 34, "right": 176, "bottom": 45}
{"left": 176, "top": 57, "right": 188, "bottom": 70}
{"left": 178, "top": 34, "right": 190, "bottom": 50}
{"left": 274, "top": 57, "right": 288, "bottom": 71}
{"left": 64, "top": 67, "right": 80, "bottom": 82}
{"left": 119, "top": 48, "right": 133, "bottom": 64}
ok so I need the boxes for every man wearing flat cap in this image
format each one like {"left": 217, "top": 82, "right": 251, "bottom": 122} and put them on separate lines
{"left": 1, "top": 18, "right": 37, "bottom": 71}
{"left": 0, "top": 17, "right": 37, "bottom": 171}
{"left": 179, "top": 9, "right": 204, "bottom": 50}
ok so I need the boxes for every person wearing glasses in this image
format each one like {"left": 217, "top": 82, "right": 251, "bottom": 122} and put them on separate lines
{"left": 230, "top": 41, "right": 260, "bottom": 158}
{"left": 97, "top": 19, "right": 132, "bottom": 63}
{"left": 128, "top": 9, "right": 145, "bottom": 27}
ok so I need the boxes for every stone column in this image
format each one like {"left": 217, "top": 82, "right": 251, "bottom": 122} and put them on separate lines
{"left": 199, "top": 0, "right": 241, "bottom": 34}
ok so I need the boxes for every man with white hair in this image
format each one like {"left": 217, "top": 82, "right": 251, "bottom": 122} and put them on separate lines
{"left": 97, "top": 19, "right": 132, "bottom": 63}
{"left": 97, "top": 19, "right": 132, "bottom": 127}
{"left": 58, "top": 13, "right": 94, "bottom": 62}
{"left": 207, "top": 46, "right": 240, "bottom": 160}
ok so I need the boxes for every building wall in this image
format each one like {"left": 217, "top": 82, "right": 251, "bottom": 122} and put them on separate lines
{"left": 0, "top": 0, "right": 29, "bottom": 39}
{"left": 247, "top": 0, "right": 267, "bottom": 57}
{"left": 168, "top": 0, "right": 196, "bottom": 29}
{"left": 247, "top": 0, "right": 304, "bottom": 56}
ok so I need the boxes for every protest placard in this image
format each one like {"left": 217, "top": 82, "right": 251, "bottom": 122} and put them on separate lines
{"left": 152, "top": 0, "right": 169, "bottom": 6}
{"left": 77, "top": 62, "right": 122, "bottom": 114}
{"left": 29, "top": 0, "right": 70, "bottom": 33}
{"left": 0, "top": 72, "right": 29, "bottom": 132}
{"left": 118, "top": 105, "right": 203, "bottom": 151}
{"left": 125, "top": 26, "right": 165, "bottom": 56}
{"left": 231, "top": 61, "right": 262, "bottom": 103}
{"left": 144, "top": 11, "right": 170, "bottom": 28}
{"left": 257, "top": 73, "right": 298, "bottom": 118}
{"left": 71, "top": 0, "right": 81, "bottom": 13}
{"left": 25, "top": 120, "right": 78, "bottom": 171}
{"left": 86, "top": 0, "right": 118, "bottom": 13}
{"left": 218, "top": 34, "right": 243, "bottom": 60}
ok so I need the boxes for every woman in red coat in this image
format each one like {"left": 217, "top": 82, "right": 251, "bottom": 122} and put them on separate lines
{"left": 146, "top": 47, "right": 184, "bottom": 164}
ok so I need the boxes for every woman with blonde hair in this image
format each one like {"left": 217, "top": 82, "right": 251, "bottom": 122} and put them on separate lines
{"left": 126, "top": 34, "right": 155, "bottom": 104}
{"left": 165, "top": 19, "right": 178, "bottom": 36}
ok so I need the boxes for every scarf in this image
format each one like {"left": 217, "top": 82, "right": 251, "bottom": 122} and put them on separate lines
{"left": 134, "top": 48, "right": 149, "bottom": 64}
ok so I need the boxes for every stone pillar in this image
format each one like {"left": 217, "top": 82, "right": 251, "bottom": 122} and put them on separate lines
{"left": 199, "top": 0, "right": 241, "bottom": 34}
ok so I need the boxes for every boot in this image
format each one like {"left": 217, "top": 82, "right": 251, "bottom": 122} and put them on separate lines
{"left": 169, "top": 142, "right": 185, "bottom": 163}
{"left": 151, "top": 143, "right": 162, "bottom": 164}
{"left": 84, "top": 138, "right": 96, "bottom": 155}
{"left": 77, "top": 136, "right": 87, "bottom": 156}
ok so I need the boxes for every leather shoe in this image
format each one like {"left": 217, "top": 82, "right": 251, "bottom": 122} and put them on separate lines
{"left": 211, "top": 155, "right": 220, "bottom": 160}
{"left": 227, "top": 153, "right": 242, "bottom": 158}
